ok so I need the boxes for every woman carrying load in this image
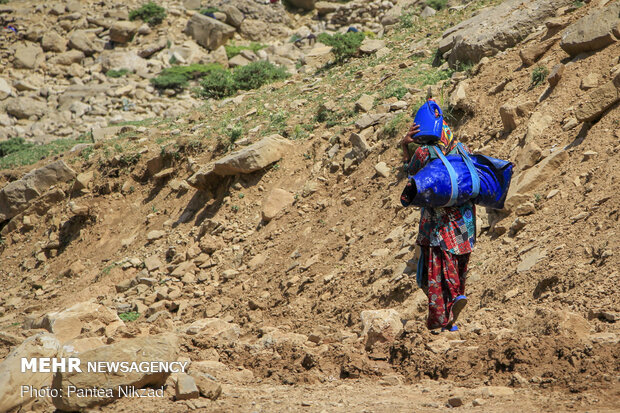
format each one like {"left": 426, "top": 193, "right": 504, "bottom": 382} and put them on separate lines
{"left": 400, "top": 100, "right": 475, "bottom": 332}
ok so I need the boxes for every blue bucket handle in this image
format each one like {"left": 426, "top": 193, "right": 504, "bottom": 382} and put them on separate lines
{"left": 427, "top": 100, "right": 443, "bottom": 119}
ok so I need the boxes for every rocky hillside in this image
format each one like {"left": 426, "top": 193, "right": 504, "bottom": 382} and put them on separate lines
{"left": 0, "top": 0, "right": 619, "bottom": 412}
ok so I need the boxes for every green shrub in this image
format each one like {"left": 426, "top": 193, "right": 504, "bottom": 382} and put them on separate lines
{"left": 426, "top": 0, "right": 448, "bottom": 9}
{"left": 232, "top": 61, "right": 289, "bottom": 91}
{"left": 531, "top": 65, "right": 549, "bottom": 87}
{"left": 317, "top": 31, "right": 365, "bottom": 62}
{"left": 151, "top": 64, "right": 221, "bottom": 90}
{"left": 225, "top": 42, "right": 267, "bottom": 59}
{"left": 106, "top": 68, "right": 130, "bottom": 78}
{"left": 0, "top": 0, "right": 10, "bottom": 4}
{"left": 199, "top": 7, "right": 219, "bottom": 15}
{"left": 118, "top": 311, "right": 140, "bottom": 322}
{"left": 200, "top": 68, "right": 237, "bottom": 99}
{"left": 150, "top": 72, "right": 188, "bottom": 90}
{"left": 200, "top": 61, "right": 288, "bottom": 99}
{"left": 129, "top": 2, "right": 166, "bottom": 26}
{"left": 162, "top": 63, "right": 222, "bottom": 79}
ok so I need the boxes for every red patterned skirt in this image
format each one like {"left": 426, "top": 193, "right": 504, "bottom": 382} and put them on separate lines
{"left": 420, "top": 246, "right": 470, "bottom": 330}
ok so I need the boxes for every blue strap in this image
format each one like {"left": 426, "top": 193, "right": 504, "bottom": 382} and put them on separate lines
{"left": 456, "top": 142, "right": 480, "bottom": 199}
{"left": 433, "top": 146, "right": 458, "bottom": 207}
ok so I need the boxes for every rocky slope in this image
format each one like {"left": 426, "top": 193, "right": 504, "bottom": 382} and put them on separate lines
{"left": 0, "top": 0, "right": 619, "bottom": 412}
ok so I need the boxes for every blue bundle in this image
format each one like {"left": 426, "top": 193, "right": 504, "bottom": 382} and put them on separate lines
{"left": 409, "top": 143, "right": 514, "bottom": 209}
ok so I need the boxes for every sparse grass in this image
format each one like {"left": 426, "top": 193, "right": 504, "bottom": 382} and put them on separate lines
{"left": 225, "top": 42, "right": 267, "bottom": 59}
{"left": 381, "top": 81, "right": 409, "bottom": 100}
{"left": 106, "top": 69, "right": 130, "bottom": 78}
{"left": 293, "top": 124, "right": 311, "bottom": 140}
{"left": 119, "top": 311, "right": 140, "bottom": 322}
{"left": 268, "top": 110, "right": 289, "bottom": 136}
{"left": 226, "top": 124, "right": 243, "bottom": 147}
{"left": 380, "top": 113, "right": 409, "bottom": 140}
{"left": 317, "top": 32, "right": 365, "bottom": 62}
{"left": 0, "top": 138, "right": 90, "bottom": 170}
{"left": 399, "top": 12, "right": 417, "bottom": 28}
{"left": 572, "top": 0, "right": 584, "bottom": 7}
{"left": 531, "top": 65, "right": 549, "bottom": 87}
{"left": 427, "top": 0, "right": 448, "bottom": 10}
{"left": 100, "top": 263, "right": 117, "bottom": 276}
{"left": 129, "top": 2, "right": 166, "bottom": 26}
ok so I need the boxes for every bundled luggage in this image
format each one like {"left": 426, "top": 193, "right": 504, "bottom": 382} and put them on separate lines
{"left": 407, "top": 143, "right": 514, "bottom": 210}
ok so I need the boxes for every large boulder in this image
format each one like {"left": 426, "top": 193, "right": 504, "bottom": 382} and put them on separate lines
{"left": 184, "top": 13, "right": 236, "bottom": 51}
{"left": 49, "top": 49, "right": 85, "bottom": 66}
{"left": 220, "top": 4, "right": 244, "bottom": 28}
{"left": 360, "top": 309, "right": 403, "bottom": 351}
{"left": 214, "top": 134, "right": 293, "bottom": 175}
{"left": 41, "top": 31, "right": 67, "bottom": 52}
{"left": 438, "top": 0, "right": 572, "bottom": 65}
{"left": 109, "top": 21, "right": 138, "bottom": 43}
{"left": 100, "top": 50, "right": 148, "bottom": 74}
{"left": 505, "top": 149, "right": 568, "bottom": 211}
{"left": 13, "top": 42, "right": 44, "bottom": 69}
{"left": 499, "top": 100, "right": 536, "bottom": 132}
{"left": 5, "top": 97, "right": 47, "bottom": 119}
{"left": 560, "top": 2, "right": 620, "bottom": 56}
{"left": 184, "top": 318, "right": 241, "bottom": 345}
{"left": 575, "top": 72, "right": 620, "bottom": 122}
{"left": 68, "top": 30, "right": 103, "bottom": 56}
{"left": 0, "top": 160, "right": 76, "bottom": 222}
{"left": 52, "top": 334, "right": 179, "bottom": 411}
{"left": 0, "top": 333, "right": 60, "bottom": 413}
{"left": 32, "top": 301, "right": 124, "bottom": 344}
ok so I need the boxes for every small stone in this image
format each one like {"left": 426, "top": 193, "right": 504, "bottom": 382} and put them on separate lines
{"left": 176, "top": 373, "right": 199, "bottom": 400}
{"left": 355, "top": 94, "right": 374, "bottom": 113}
{"left": 547, "top": 63, "right": 564, "bottom": 87}
{"left": 515, "top": 202, "right": 535, "bottom": 216}
{"left": 374, "top": 162, "right": 390, "bottom": 178}
{"left": 144, "top": 256, "right": 162, "bottom": 271}
{"left": 448, "top": 396, "right": 463, "bottom": 407}
{"left": 580, "top": 73, "right": 599, "bottom": 90}
{"left": 582, "top": 151, "right": 597, "bottom": 161}
{"left": 147, "top": 230, "right": 166, "bottom": 241}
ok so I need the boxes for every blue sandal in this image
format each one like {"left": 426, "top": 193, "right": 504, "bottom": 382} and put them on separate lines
{"left": 441, "top": 324, "right": 459, "bottom": 332}
{"left": 448, "top": 295, "right": 467, "bottom": 328}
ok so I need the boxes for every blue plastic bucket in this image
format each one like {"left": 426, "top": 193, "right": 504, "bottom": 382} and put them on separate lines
{"left": 413, "top": 101, "right": 443, "bottom": 142}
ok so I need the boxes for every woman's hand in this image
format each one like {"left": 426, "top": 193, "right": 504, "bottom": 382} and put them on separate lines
{"left": 401, "top": 123, "right": 421, "bottom": 147}
{"left": 400, "top": 123, "right": 420, "bottom": 162}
